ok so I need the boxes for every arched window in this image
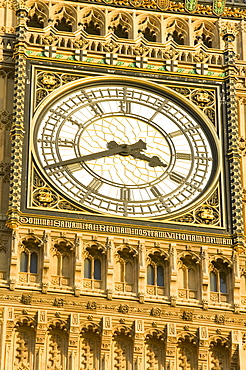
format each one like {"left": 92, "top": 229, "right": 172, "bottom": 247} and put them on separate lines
{"left": 94, "top": 259, "right": 101, "bottom": 280}
{"left": 50, "top": 238, "right": 74, "bottom": 287}
{"left": 147, "top": 265, "right": 154, "bottom": 285}
{"left": 83, "top": 245, "right": 104, "bottom": 290}
{"left": 157, "top": 265, "right": 164, "bottom": 287}
{"left": 146, "top": 252, "right": 167, "bottom": 296}
{"left": 30, "top": 252, "right": 38, "bottom": 274}
{"left": 19, "top": 235, "right": 42, "bottom": 285}
{"left": 84, "top": 258, "right": 92, "bottom": 279}
{"left": 178, "top": 255, "right": 199, "bottom": 300}
{"left": 20, "top": 252, "right": 28, "bottom": 273}
{"left": 209, "top": 259, "right": 230, "bottom": 302}
{"left": 115, "top": 247, "right": 136, "bottom": 293}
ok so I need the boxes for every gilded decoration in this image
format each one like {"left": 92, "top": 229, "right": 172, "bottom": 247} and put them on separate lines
{"left": 35, "top": 71, "right": 84, "bottom": 108}
{"left": 171, "top": 86, "right": 216, "bottom": 125}
{"left": 31, "top": 168, "right": 84, "bottom": 212}
{"left": 172, "top": 187, "right": 221, "bottom": 226}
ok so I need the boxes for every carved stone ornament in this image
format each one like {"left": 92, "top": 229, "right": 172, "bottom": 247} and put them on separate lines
{"left": 182, "top": 311, "right": 193, "bottom": 321}
{"left": 193, "top": 50, "right": 209, "bottom": 63}
{"left": 150, "top": 307, "right": 161, "bottom": 317}
{"left": 53, "top": 298, "right": 64, "bottom": 307}
{"left": 103, "top": 40, "right": 120, "bottom": 53}
{"left": 118, "top": 304, "right": 129, "bottom": 314}
{"left": 162, "top": 46, "right": 180, "bottom": 60}
{"left": 21, "top": 294, "right": 32, "bottom": 305}
{"left": 215, "top": 314, "right": 225, "bottom": 325}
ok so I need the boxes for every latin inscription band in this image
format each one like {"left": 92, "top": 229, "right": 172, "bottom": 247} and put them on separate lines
{"left": 19, "top": 216, "right": 232, "bottom": 245}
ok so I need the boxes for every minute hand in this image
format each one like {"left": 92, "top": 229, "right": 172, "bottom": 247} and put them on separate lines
{"left": 44, "top": 141, "right": 145, "bottom": 169}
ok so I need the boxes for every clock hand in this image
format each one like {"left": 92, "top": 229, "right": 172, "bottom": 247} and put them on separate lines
{"left": 44, "top": 140, "right": 147, "bottom": 169}
{"left": 129, "top": 150, "right": 167, "bottom": 168}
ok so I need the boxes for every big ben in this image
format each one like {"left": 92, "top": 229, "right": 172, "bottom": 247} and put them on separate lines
{"left": 0, "top": 0, "right": 246, "bottom": 368}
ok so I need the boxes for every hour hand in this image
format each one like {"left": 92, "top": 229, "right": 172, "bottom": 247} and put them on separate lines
{"left": 130, "top": 150, "right": 167, "bottom": 168}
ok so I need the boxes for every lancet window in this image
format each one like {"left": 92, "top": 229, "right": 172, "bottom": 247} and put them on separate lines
{"left": 47, "top": 330, "right": 68, "bottom": 370}
{"left": 209, "top": 258, "right": 231, "bottom": 303}
{"left": 50, "top": 238, "right": 74, "bottom": 287}
{"left": 19, "top": 234, "right": 42, "bottom": 285}
{"left": 83, "top": 243, "right": 105, "bottom": 290}
{"left": 115, "top": 247, "right": 137, "bottom": 293}
{"left": 209, "top": 337, "right": 230, "bottom": 370}
{"left": 177, "top": 254, "right": 199, "bottom": 300}
{"left": 146, "top": 251, "right": 167, "bottom": 296}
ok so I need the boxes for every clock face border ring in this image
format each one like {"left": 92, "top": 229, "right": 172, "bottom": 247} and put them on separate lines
{"left": 31, "top": 76, "right": 221, "bottom": 220}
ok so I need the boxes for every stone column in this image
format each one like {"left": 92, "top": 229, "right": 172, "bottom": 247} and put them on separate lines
{"left": 74, "top": 234, "right": 82, "bottom": 296}
{"left": 35, "top": 310, "right": 47, "bottom": 370}
{"left": 165, "top": 323, "right": 177, "bottom": 369}
{"left": 137, "top": 242, "right": 145, "bottom": 303}
{"left": 201, "top": 247, "right": 209, "bottom": 308}
{"left": 106, "top": 238, "right": 114, "bottom": 300}
{"left": 169, "top": 244, "right": 177, "bottom": 305}
{"left": 100, "top": 316, "right": 112, "bottom": 370}
{"left": 133, "top": 319, "right": 144, "bottom": 370}
{"left": 5, "top": 307, "right": 15, "bottom": 370}
{"left": 198, "top": 326, "right": 209, "bottom": 370}
{"left": 68, "top": 313, "right": 80, "bottom": 370}
{"left": 231, "top": 330, "right": 240, "bottom": 370}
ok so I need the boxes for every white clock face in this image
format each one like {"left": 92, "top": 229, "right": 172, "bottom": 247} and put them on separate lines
{"left": 33, "top": 79, "right": 218, "bottom": 219}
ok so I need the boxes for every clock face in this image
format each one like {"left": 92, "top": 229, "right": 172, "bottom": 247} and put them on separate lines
{"left": 33, "top": 78, "right": 219, "bottom": 219}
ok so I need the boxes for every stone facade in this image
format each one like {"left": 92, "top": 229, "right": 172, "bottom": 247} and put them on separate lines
{"left": 0, "top": 0, "right": 246, "bottom": 369}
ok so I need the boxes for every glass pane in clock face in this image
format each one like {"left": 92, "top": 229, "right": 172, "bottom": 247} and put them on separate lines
{"left": 34, "top": 82, "right": 216, "bottom": 219}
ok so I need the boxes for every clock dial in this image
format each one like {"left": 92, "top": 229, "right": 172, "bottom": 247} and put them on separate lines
{"left": 33, "top": 79, "right": 219, "bottom": 219}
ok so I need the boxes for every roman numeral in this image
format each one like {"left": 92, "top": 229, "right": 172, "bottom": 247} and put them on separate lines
{"left": 176, "top": 153, "right": 191, "bottom": 160}
{"left": 150, "top": 186, "right": 162, "bottom": 197}
{"left": 120, "top": 188, "right": 131, "bottom": 201}
{"left": 169, "top": 130, "right": 182, "bottom": 138}
{"left": 88, "top": 179, "right": 103, "bottom": 192}
{"left": 58, "top": 138, "right": 75, "bottom": 147}
{"left": 169, "top": 172, "right": 185, "bottom": 184}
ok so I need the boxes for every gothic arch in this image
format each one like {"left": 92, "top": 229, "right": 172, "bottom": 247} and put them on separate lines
{"left": 164, "top": 17, "right": 189, "bottom": 45}
{"left": 80, "top": 7, "right": 105, "bottom": 35}
{"left": 79, "top": 331, "right": 101, "bottom": 369}
{"left": 52, "top": 3, "right": 77, "bottom": 32}
{"left": 209, "top": 335, "right": 230, "bottom": 369}
{"left": 112, "top": 325, "right": 133, "bottom": 370}
{"left": 177, "top": 253, "right": 200, "bottom": 300}
{"left": 46, "top": 328, "right": 68, "bottom": 369}
{"left": 137, "top": 14, "right": 161, "bottom": 42}
{"left": 26, "top": 1, "right": 49, "bottom": 28}
{"left": 13, "top": 327, "right": 36, "bottom": 370}
{"left": 114, "top": 245, "right": 138, "bottom": 293}
{"left": 192, "top": 20, "right": 218, "bottom": 48}
{"left": 108, "top": 11, "right": 133, "bottom": 39}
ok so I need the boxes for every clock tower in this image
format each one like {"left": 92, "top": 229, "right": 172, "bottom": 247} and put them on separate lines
{"left": 0, "top": 0, "right": 246, "bottom": 368}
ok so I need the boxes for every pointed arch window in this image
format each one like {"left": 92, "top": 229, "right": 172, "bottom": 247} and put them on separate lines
{"left": 115, "top": 248, "right": 136, "bottom": 293}
{"left": 83, "top": 245, "right": 104, "bottom": 290}
{"left": 209, "top": 259, "right": 230, "bottom": 302}
{"left": 50, "top": 239, "right": 74, "bottom": 287}
{"left": 19, "top": 235, "right": 41, "bottom": 285}
{"left": 146, "top": 252, "right": 167, "bottom": 296}
{"left": 178, "top": 255, "right": 199, "bottom": 300}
